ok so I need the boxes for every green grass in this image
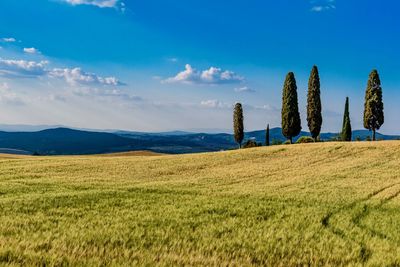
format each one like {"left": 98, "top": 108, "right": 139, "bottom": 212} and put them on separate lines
{"left": 1, "top": 142, "right": 400, "bottom": 266}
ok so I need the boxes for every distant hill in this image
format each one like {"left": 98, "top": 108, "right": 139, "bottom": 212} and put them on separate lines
{"left": 0, "top": 124, "right": 63, "bottom": 132}
{"left": 244, "top": 128, "right": 400, "bottom": 143}
{"left": 0, "top": 128, "right": 139, "bottom": 155}
{"left": 0, "top": 127, "right": 398, "bottom": 155}
{"left": 0, "top": 128, "right": 234, "bottom": 155}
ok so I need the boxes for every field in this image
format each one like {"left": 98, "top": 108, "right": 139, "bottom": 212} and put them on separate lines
{"left": 1, "top": 142, "right": 400, "bottom": 266}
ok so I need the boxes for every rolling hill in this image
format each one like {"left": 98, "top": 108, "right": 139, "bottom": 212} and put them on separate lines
{"left": 1, "top": 142, "right": 400, "bottom": 265}
{"left": 0, "top": 127, "right": 398, "bottom": 155}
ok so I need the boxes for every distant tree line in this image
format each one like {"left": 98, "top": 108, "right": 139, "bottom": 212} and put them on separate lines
{"left": 233, "top": 67, "right": 384, "bottom": 148}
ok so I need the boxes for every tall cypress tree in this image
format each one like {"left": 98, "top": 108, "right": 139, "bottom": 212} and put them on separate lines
{"left": 363, "top": 70, "right": 384, "bottom": 141}
{"left": 342, "top": 97, "right": 350, "bottom": 130}
{"left": 307, "top": 65, "right": 322, "bottom": 142}
{"left": 265, "top": 124, "right": 270, "bottom": 146}
{"left": 281, "top": 72, "right": 301, "bottom": 144}
{"left": 341, "top": 97, "right": 352, "bottom": 141}
{"left": 233, "top": 103, "right": 244, "bottom": 148}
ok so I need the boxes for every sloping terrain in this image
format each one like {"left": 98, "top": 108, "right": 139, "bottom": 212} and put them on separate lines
{"left": 0, "top": 127, "right": 399, "bottom": 155}
{"left": 0, "top": 128, "right": 234, "bottom": 155}
{"left": 0, "top": 142, "right": 400, "bottom": 265}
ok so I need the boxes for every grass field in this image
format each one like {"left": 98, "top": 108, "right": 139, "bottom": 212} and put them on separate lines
{"left": 1, "top": 142, "right": 400, "bottom": 266}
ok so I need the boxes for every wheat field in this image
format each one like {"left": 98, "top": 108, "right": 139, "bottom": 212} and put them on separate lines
{"left": 1, "top": 142, "right": 400, "bottom": 266}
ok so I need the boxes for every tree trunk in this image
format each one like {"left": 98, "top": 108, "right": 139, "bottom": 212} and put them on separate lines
{"left": 314, "top": 136, "right": 318, "bottom": 142}
{"left": 289, "top": 137, "right": 292, "bottom": 144}
{"left": 372, "top": 129, "right": 376, "bottom": 141}
{"left": 239, "top": 143, "right": 242, "bottom": 149}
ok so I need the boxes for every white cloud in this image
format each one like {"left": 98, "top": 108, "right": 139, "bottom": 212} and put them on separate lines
{"left": 23, "top": 47, "right": 40, "bottom": 54}
{"left": 2, "top": 37, "right": 16, "bottom": 43}
{"left": 0, "top": 58, "right": 124, "bottom": 86}
{"left": 234, "top": 86, "right": 256, "bottom": 93}
{"left": 167, "top": 57, "right": 178, "bottom": 63}
{"left": 49, "top": 68, "right": 124, "bottom": 86}
{"left": 0, "top": 82, "right": 25, "bottom": 105}
{"left": 199, "top": 99, "right": 279, "bottom": 113}
{"left": 0, "top": 83, "right": 9, "bottom": 90}
{"left": 246, "top": 104, "right": 279, "bottom": 111}
{"left": 73, "top": 87, "right": 141, "bottom": 101}
{"left": 164, "top": 64, "right": 244, "bottom": 85}
{"left": 310, "top": 0, "right": 336, "bottom": 12}
{"left": 62, "top": 0, "right": 119, "bottom": 8}
{"left": 0, "top": 59, "right": 48, "bottom": 77}
{"left": 200, "top": 99, "right": 231, "bottom": 109}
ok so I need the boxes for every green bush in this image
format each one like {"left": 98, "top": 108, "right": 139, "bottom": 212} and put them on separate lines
{"left": 329, "top": 135, "right": 342, "bottom": 142}
{"left": 272, "top": 139, "right": 283, "bottom": 145}
{"left": 243, "top": 140, "right": 260, "bottom": 149}
{"left": 296, "top": 136, "right": 315, "bottom": 144}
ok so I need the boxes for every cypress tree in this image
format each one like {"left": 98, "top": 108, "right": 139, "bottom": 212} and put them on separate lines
{"left": 342, "top": 96, "right": 350, "bottom": 130}
{"left": 233, "top": 103, "right": 244, "bottom": 148}
{"left": 265, "top": 124, "right": 270, "bottom": 146}
{"left": 307, "top": 65, "right": 322, "bottom": 142}
{"left": 363, "top": 70, "right": 384, "bottom": 141}
{"left": 341, "top": 97, "right": 352, "bottom": 141}
{"left": 281, "top": 72, "right": 301, "bottom": 144}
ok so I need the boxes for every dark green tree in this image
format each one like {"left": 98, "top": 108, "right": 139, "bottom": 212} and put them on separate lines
{"left": 265, "top": 124, "right": 270, "bottom": 146}
{"left": 341, "top": 97, "right": 352, "bottom": 141}
{"left": 342, "top": 97, "right": 350, "bottom": 130}
{"left": 233, "top": 103, "right": 244, "bottom": 148}
{"left": 363, "top": 70, "right": 384, "bottom": 141}
{"left": 307, "top": 65, "right": 322, "bottom": 142}
{"left": 281, "top": 72, "right": 302, "bottom": 144}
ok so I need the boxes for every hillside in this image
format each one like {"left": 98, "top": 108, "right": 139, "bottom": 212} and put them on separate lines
{"left": 0, "top": 127, "right": 399, "bottom": 156}
{"left": 0, "top": 128, "right": 234, "bottom": 155}
{"left": 1, "top": 142, "right": 400, "bottom": 265}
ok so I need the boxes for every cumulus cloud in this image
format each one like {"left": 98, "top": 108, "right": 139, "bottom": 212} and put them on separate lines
{"left": 0, "top": 58, "right": 125, "bottom": 86}
{"left": 0, "top": 59, "right": 48, "bottom": 77}
{"left": 62, "top": 0, "right": 120, "bottom": 8}
{"left": 1, "top": 37, "right": 16, "bottom": 43}
{"left": 49, "top": 68, "right": 125, "bottom": 86}
{"left": 234, "top": 86, "right": 256, "bottom": 93}
{"left": 311, "top": 0, "right": 336, "bottom": 12}
{"left": 164, "top": 64, "right": 244, "bottom": 85}
{"left": 23, "top": 47, "right": 40, "bottom": 54}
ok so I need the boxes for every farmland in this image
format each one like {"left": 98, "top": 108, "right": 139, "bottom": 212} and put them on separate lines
{"left": 0, "top": 142, "right": 400, "bottom": 265}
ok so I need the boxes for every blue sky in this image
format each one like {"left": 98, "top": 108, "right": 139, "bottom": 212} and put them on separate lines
{"left": 0, "top": 0, "right": 399, "bottom": 133}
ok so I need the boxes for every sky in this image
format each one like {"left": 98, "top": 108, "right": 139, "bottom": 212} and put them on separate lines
{"left": 0, "top": 0, "right": 399, "bottom": 133}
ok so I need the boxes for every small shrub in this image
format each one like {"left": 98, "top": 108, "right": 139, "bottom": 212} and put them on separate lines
{"left": 296, "top": 136, "right": 315, "bottom": 144}
{"left": 355, "top": 136, "right": 361, "bottom": 141}
{"left": 329, "top": 135, "right": 342, "bottom": 142}
{"left": 272, "top": 139, "right": 283, "bottom": 145}
{"left": 283, "top": 140, "right": 291, "bottom": 145}
{"left": 243, "top": 140, "right": 260, "bottom": 149}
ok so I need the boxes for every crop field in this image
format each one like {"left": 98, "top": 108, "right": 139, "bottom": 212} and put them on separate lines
{"left": 1, "top": 142, "right": 400, "bottom": 266}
